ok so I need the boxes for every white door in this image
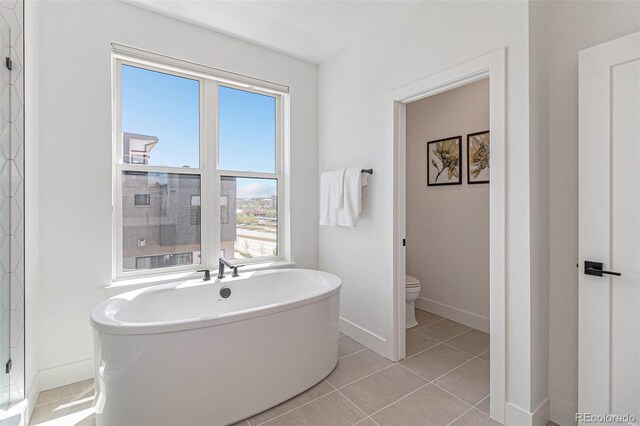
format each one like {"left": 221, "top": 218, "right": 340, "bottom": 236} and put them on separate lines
{"left": 579, "top": 31, "right": 640, "bottom": 424}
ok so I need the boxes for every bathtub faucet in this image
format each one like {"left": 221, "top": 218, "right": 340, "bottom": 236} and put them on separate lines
{"left": 197, "top": 269, "right": 211, "bottom": 281}
{"left": 218, "top": 257, "right": 244, "bottom": 279}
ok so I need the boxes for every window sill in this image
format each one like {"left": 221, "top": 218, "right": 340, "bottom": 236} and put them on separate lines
{"left": 106, "top": 260, "right": 296, "bottom": 297}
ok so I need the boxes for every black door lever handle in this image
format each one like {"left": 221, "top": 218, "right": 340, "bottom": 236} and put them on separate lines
{"left": 584, "top": 261, "right": 621, "bottom": 277}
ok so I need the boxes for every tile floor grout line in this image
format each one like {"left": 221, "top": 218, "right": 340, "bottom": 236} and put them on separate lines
{"left": 441, "top": 341, "right": 489, "bottom": 359}
{"left": 432, "top": 381, "right": 476, "bottom": 408}
{"left": 403, "top": 334, "right": 478, "bottom": 364}
{"left": 408, "top": 317, "right": 447, "bottom": 334}
{"left": 406, "top": 316, "right": 446, "bottom": 333}
{"left": 422, "top": 328, "right": 472, "bottom": 345}
{"left": 367, "top": 416, "right": 381, "bottom": 426}
{"left": 339, "top": 347, "right": 369, "bottom": 360}
{"left": 402, "top": 341, "right": 446, "bottom": 362}
{"left": 428, "top": 356, "right": 479, "bottom": 384}
{"left": 445, "top": 405, "right": 476, "bottom": 426}
{"left": 333, "top": 362, "right": 397, "bottom": 390}
{"left": 405, "top": 327, "right": 477, "bottom": 360}
{"left": 412, "top": 316, "right": 446, "bottom": 329}
{"left": 472, "top": 395, "right": 491, "bottom": 415}
{"left": 395, "top": 361, "right": 428, "bottom": 378}
{"left": 324, "top": 378, "right": 337, "bottom": 390}
{"left": 333, "top": 387, "right": 371, "bottom": 424}
{"left": 397, "top": 351, "right": 478, "bottom": 387}
{"left": 441, "top": 331, "right": 491, "bottom": 357}
{"left": 251, "top": 381, "right": 334, "bottom": 426}
{"left": 470, "top": 405, "right": 490, "bottom": 416}
{"left": 475, "top": 394, "right": 490, "bottom": 408}
{"left": 365, "top": 383, "right": 431, "bottom": 419}
{"left": 257, "top": 334, "right": 485, "bottom": 425}
{"left": 440, "top": 328, "right": 472, "bottom": 343}
{"left": 474, "top": 350, "right": 490, "bottom": 364}
{"left": 254, "top": 389, "right": 341, "bottom": 426}
{"left": 472, "top": 354, "right": 490, "bottom": 364}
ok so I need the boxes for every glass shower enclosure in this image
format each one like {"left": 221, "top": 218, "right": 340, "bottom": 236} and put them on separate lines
{"left": 0, "top": 19, "right": 11, "bottom": 410}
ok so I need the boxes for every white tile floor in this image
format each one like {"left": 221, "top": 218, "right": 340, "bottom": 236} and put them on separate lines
{"left": 29, "top": 309, "right": 557, "bottom": 426}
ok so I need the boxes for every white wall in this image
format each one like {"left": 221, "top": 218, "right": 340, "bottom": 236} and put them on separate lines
{"left": 35, "top": 0, "right": 318, "bottom": 390}
{"left": 546, "top": 2, "right": 640, "bottom": 425}
{"left": 318, "top": 1, "right": 547, "bottom": 419}
{"left": 528, "top": 1, "right": 550, "bottom": 419}
{"left": 405, "top": 79, "right": 490, "bottom": 329}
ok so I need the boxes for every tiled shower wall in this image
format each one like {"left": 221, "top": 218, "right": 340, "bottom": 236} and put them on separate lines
{"left": 1, "top": 0, "right": 24, "bottom": 403}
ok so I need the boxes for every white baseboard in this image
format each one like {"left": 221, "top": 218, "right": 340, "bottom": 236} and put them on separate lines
{"left": 339, "top": 317, "right": 386, "bottom": 357}
{"left": 38, "top": 359, "right": 94, "bottom": 392}
{"left": 533, "top": 397, "right": 551, "bottom": 426}
{"left": 25, "top": 373, "right": 40, "bottom": 425}
{"left": 550, "top": 395, "right": 577, "bottom": 426}
{"left": 505, "top": 397, "right": 550, "bottom": 426}
{"left": 506, "top": 402, "right": 532, "bottom": 426}
{"left": 415, "top": 297, "right": 489, "bottom": 333}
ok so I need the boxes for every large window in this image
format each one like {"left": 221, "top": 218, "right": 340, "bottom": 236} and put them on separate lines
{"left": 114, "top": 58, "right": 284, "bottom": 278}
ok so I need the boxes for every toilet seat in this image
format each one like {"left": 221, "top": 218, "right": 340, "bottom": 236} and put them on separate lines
{"left": 405, "top": 275, "right": 420, "bottom": 287}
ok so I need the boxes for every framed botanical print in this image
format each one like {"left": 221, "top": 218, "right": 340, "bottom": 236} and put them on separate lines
{"left": 467, "top": 131, "right": 490, "bottom": 184}
{"left": 427, "top": 136, "right": 462, "bottom": 186}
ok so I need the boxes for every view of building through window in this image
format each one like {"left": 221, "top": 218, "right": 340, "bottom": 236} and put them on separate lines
{"left": 119, "top": 64, "right": 280, "bottom": 272}
{"left": 221, "top": 177, "right": 277, "bottom": 260}
{"left": 122, "top": 170, "right": 202, "bottom": 271}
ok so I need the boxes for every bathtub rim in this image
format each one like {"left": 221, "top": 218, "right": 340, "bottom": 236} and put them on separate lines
{"left": 90, "top": 268, "right": 341, "bottom": 336}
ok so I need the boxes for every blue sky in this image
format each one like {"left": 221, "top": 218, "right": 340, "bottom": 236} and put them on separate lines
{"left": 121, "top": 65, "right": 276, "bottom": 198}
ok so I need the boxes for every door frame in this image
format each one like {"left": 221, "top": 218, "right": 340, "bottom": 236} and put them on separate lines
{"left": 388, "top": 48, "right": 506, "bottom": 424}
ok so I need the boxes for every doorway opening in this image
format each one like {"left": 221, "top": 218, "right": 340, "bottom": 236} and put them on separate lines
{"left": 403, "top": 77, "right": 491, "bottom": 416}
{"left": 389, "top": 49, "right": 506, "bottom": 424}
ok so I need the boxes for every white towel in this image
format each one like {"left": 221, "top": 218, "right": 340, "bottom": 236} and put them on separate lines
{"left": 338, "top": 168, "right": 366, "bottom": 227}
{"left": 319, "top": 169, "right": 345, "bottom": 226}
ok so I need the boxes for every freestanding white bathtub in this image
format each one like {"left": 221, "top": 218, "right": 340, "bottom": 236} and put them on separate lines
{"left": 90, "top": 268, "right": 341, "bottom": 426}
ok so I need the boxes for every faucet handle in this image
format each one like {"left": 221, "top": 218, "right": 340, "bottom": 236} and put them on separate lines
{"left": 231, "top": 265, "right": 245, "bottom": 277}
{"left": 197, "top": 269, "right": 211, "bottom": 281}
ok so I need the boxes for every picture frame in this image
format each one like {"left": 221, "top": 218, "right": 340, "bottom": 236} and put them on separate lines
{"left": 427, "top": 136, "right": 462, "bottom": 186}
{"left": 467, "top": 130, "right": 490, "bottom": 184}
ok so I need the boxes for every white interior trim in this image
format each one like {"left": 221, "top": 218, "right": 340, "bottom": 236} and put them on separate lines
{"left": 415, "top": 297, "right": 489, "bottom": 333}
{"left": 389, "top": 48, "right": 506, "bottom": 424}
{"left": 38, "top": 359, "right": 94, "bottom": 392}
{"left": 339, "top": 317, "right": 386, "bottom": 357}
{"left": 533, "top": 397, "right": 551, "bottom": 426}
{"left": 112, "top": 43, "right": 289, "bottom": 94}
{"left": 506, "top": 397, "right": 550, "bottom": 426}
{"left": 111, "top": 53, "right": 287, "bottom": 281}
{"left": 26, "top": 373, "right": 41, "bottom": 424}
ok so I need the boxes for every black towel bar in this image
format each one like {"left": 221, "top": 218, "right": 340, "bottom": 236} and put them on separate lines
{"left": 361, "top": 169, "right": 373, "bottom": 175}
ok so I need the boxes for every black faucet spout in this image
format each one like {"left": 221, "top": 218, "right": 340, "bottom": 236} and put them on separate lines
{"left": 218, "top": 258, "right": 244, "bottom": 279}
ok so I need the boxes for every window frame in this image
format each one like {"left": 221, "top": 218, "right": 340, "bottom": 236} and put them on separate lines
{"left": 112, "top": 52, "right": 288, "bottom": 281}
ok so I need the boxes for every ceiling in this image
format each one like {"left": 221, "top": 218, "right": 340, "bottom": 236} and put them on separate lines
{"left": 124, "top": 0, "right": 419, "bottom": 64}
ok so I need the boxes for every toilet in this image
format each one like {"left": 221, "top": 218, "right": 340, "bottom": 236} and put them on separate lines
{"left": 405, "top": 275, "right": 421, "bottom": 328}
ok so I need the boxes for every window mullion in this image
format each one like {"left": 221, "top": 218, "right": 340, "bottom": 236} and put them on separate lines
{"left": 203, "top": 79, "right": 220, "bottom": 268}
{"left": 117, "top": 164, "right": 202, "bottom": 175}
